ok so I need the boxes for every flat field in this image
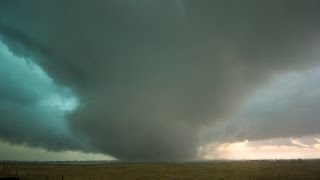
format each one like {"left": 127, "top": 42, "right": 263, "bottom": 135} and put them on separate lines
{"left": 1, "top": 160, "right": 320, "bottom": 180}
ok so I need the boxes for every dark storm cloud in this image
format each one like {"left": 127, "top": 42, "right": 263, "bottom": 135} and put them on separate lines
{"left": 0, "top": 0, "right": 320, "bottom": 161}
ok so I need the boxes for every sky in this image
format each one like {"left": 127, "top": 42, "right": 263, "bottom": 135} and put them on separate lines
{"left": 0, "top": 0, "right": 320, "bottom": 161}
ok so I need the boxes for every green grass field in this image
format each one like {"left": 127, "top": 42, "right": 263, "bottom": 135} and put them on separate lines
{"left": 1, "top": 160, "right": 320, "bottom": 180}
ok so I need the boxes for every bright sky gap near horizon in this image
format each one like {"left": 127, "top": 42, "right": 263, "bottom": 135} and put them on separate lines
{"left": 1, "top": 1, "right": 320, "bottom": 161}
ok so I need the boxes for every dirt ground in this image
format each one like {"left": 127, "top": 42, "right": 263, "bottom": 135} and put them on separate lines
{"left": 1, "top": 159, "right": 320, "bottom": 180}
